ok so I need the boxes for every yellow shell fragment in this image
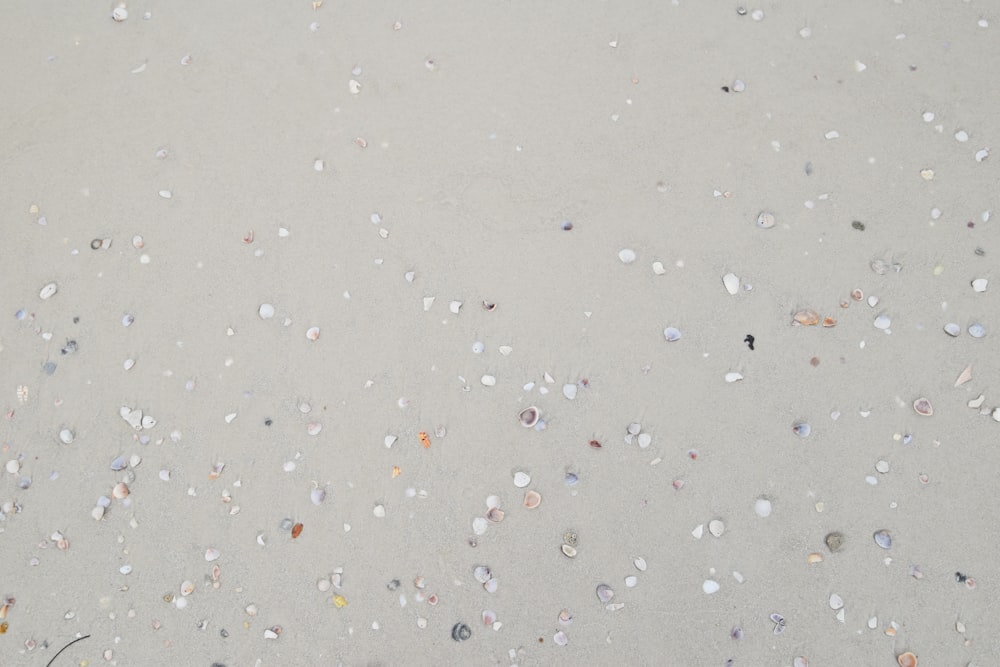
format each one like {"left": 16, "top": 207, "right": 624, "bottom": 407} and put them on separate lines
{"left": 332, "top": 595, "right": 348, "bottom": 608}
{"left": 793, "top": 309, "right": 820, "bottom": 326}
{"left": 807, "top": 553, "right": 824, "bottom": 564}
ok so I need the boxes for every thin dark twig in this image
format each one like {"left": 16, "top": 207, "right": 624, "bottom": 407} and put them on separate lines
{"left": 46, "top": 634, "right": 91, "bottom": 667}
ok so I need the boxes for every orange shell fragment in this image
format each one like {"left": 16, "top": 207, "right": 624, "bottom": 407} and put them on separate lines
{"left": 822, "top": 317, "right": 837, "bottom": 327}
{"left": 418, "top": 431, "right": 431, "bottom": 448}
{"left": 793, "top": 309, "right": 820, "bottom": 326}
{"left": 391, "top": 465, "right": 401, "bottom": 478}
{"left": 291, "top": 523, "right": 303, "bottom": 539}
{"left": 897, "top": 652, "right": 917, "bottom": 667}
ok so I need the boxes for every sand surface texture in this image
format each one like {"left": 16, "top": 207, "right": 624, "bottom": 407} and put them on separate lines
{"left": 2, "top": 2, "right": 998, "bottom": 666}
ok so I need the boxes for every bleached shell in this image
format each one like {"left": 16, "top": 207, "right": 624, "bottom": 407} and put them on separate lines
{"left": 652, "top": 261, "right": 666, "bottom": 275}
{"left": 310, "top": 488, "right": 327, "bottom": 505}
{"left": 472, "top": 517, "right": 488, "bottom": 535}
{"left": 829, "top": 593, "right": 844, "bottom": 610}
{"left": 305, "top": 327, "right": 320, "bottom": 341}
{"left": 317, "top": 578, "right": 332, "bottom": 592}
{"left": 91, "top": 506, "right": 105, "bottom": 520}
{"left": 473, "top": 566, "right": 492, "bottom": 583}
{"left": 971, "top": 278, "right": 988, "bottom": 292}
{"left": 754, "top": 497, "right": 772, "bottom": 517}
{"left": 596, "top": 584, "right": 614, "bottom": 603}
{"left": 637, "top": 433, "right": 652, "bottom": 448}
{"left": 562, "top": 383, "right": 578, "bottom": 400}
{"left": 5, "top": 460, "right": 19, "bottom": 474}
{"left": 561, "top": 544, "right": 577, "bottom": 558}
{"left": 722, "top": 273, "right": 740, "bottom": 295}
{"left": 874, "top": 314, "right": 891, "bottom": 330}
{"left": 39, "top": 282, "right": 58, "bottom": 300}
{"left": 480, "top": 374, "right": 496, "bottom": 386}
{"left": 553, "top": 631, "right": 568, "bottom": 646}
{"left": 59, "top": 428, "right": 75, "bottom": 444}
{"left": 756, "top": 211, "right": 776, "bottom": 228}
{"left": 180, "top": 580, "right": 195, "bottom": 596}
{"left": 483, "top": 578, "right": 498, "bottom": 593}
{"left": 205, "top": 548, "right": 220, "bottom": 561}
{"left": 633, "top": 556, "right": 647, "bottom": 571}
{"left": 523, "top": 490, "right": 541, "bottom": 509}
{"left": 708, "top": 519, "right": 725, "bottom": 537}
{"left": 702, "top": 579, "right": 720, "bottom": 594}
{"left": 513, "top": 471, "right": 531, "bottom": 488}
{"left": 943, "top": 322, "right": 961, "bottom": 337}
{"left": 258, "top": 303, "right": 275, "bottom": 319}
{"left": 663, "top": 327, "right": 681, "bottom": 342}
{"left": 141, "top": 415, "right": 156, "bottom": 429}
{"left": 618, "top": 248, "right": 637, "bottom": 264}
{"left": 725, "top": 372, "right": 743, "bottom": 383}
{"left": 110, "top": 455, "right": 128, "bottom": 471}
{"left": 112, "top": 6, "right": 128, "bottom": 21}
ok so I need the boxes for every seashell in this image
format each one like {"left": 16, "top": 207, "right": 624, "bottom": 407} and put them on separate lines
{"left": 523, "top": 490, "right": 541, "bottom": 509}
{"left": 513, "top": 471, "right": 531, "bottom": 488}
{"left": 473, "top": 566, "right": 492, "bottom": 583}
{"left": 873, "top": 529, "right": 892, "bottom": 549}
{"left": 180, "top": 580, "right": 195, "bottom": 596}
{"left": 756, "top": 211, "right": 776, "bottom": 229}
{"left": 307, "top": 422, "right": 322, "bottom": 435}
{"left": 618, "top": 248, "right": 637, "bottom": 264}
{"left": 482, "top": 609, "right": 496, "bottom": 625}
{"left": 874, "top": 314, "right": 891, "bottom": 330}
{"left": 204, "top": 548, "right": 220, "bottom": 561}
{"left": 792, "top": 421, "right": 811, "bottom": 437}
{"left": 971, "top": 278, "right": 988, "bottom": 292}
{"left": 867, "top": 295, "right": 879, "bottom": 307}
{"left": 59, "top": 429, "right": 75, "bottom": 444}
{"left": 722, "top": 272, "right": 740, "bottom": 295}
{"left": 291, "top": 523, "right": 303, "bottom": 538}
{"left": 558, "top": 608, "right": 573, "bottom": 625}
{"left": 123, "top": 358, "right": 135, "bottom": 370}
{"left": 754, "top": 497, "right": 772, "bottom": 517}
{"left": 562, "top": 383, "right": 577, "bottom": 400}
{"left": 483, "top": 577, "right": 498, "bottom": 593}
{"left": 553, "top": 631, "right": 568, "bottom": 646}
{"left": 943, "top": 322, "right": 961, "bottom": 337}
{"left": 702, "top": 579, "right": 720, "bottom": 594}
{"left": 829, "top": 593, "right": 844, "bottom": 610}
{"left": 825, "top": 532, "right": 845, "bottom": 552}
{"left": 305, "top": 327, "right": 320, "bottom": 341}
{"left": 373, "top": 504, "right": 386, "bottom": 518}
{"left": 708, "top": 520, "right": 725, "bottom": 537}
{"left": 451, "top": 622, "right": 471, "bottom": 641}
{"left": 39, "top": 282, "right": 58, "bottom": 300}
{"left": 91, "top": 506, "right": 105, "bottom": 520}
{"left": 141, "top": 415, "right": 156, "bottom": 429}
{"left": 663, "top": 327, "right": 681, "bottom": 342}
{"left": 349, "top": 79, "right": 362, "bottom": 94}
{"left": 807, "top": 553, "right": 823, "bottom": 564}
{"left": 652, "top": 261, "right": 666, "bottom": 275}
{"left": 793, "top": 658, "right": 809, "bottom": 667}
{"left": 625, "top": 575, "right": 637, "bottom": 588}
{"left": 561, "top": 544, "right": 577, "bottom": 558}
{"left": 724, "top": 372, "right": 743, "bottom": 383}
{"left": 472, "top": 517, "right": 488, "bottom": 535}
{"left": 317, "top": 578, "right": 331, "bottom": 592}
{"left": 954, "top": 365, "right": 972, "bottom": 387}
{"left": 112, "top": 6, "right": 128, "bottom": 22}
{"left": 968, "top": 323, "right": 986, "bottom": 338}
{"left": 4, "top": 460, "right": 19, "bottom": 474}
{"left": 112, "top": 482, "right": 130, "bottom": 499}
{"left": 258, "top": 303, "right": 275, "bottom": 319}
{"left": 311, "top": 487, "right": 327, "bottom": 505}
{"left": 793, "top": 309, "right": 820, "bottom": 326}
{"left": 518, "top": 406, "right": 539, "bottom": 428}
{"left": 967, "top": 394, "right": 985, "bottom": 409}
{"left": 637, "top": 432, "right": 652, "bottom": 448}
{"left": 912, "top": 398, "right": 933, "bottom": 416}
{"left": 486, "top": 507, "right": 504, "bottom": 523}
{"left": 480, "top": 374, "right": 496, "bottom": 386}
{"left": 596, "top": 584, "right": 614, "bottom": 603}
{"left": 897, "top": 651, "right": 917, "bottom": 667}
{"left": 851, "top": 288, "right": 863, "bottom": 301}
{"left": 633, "top": 556, "right": 647, "bottom": 571}
{"left": 822, "top": 317, "right": 836, "bottom": 327}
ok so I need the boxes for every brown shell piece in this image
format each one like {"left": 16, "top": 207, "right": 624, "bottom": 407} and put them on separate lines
{"left": 822, "top": 317, "right": 837, "bottom": 327}
{"left": 793, "top": 309, "right": 820, "bottom": 326}
{"left": 912, "top": 398, "right": 933, "bottom": 416}
{"left": 485, "top": 507, "right": 505, "bottom": 523}
{"left": 897, "top": 652, "right": 917, "bottom": 667}
{"left": 523, "top": 490, "right": 541, "bottom": 509}
{"left": 291, "top": 523, "right": 303, "bottom": 539}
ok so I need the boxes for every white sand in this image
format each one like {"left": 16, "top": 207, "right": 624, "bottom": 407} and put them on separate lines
{"left": 2, "top": 2, "right": 998, "bottom": 665}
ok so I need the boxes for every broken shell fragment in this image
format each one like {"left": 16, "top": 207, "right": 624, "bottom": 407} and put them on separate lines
{"left": 825, "top": 532, "right": 845, "bottom": 552}
{"left": 523, "top": 490, "right": 541, "bottom": 509}
{"left": 722, "top": 272, "right": 740, "bottom": 295}
{"left": 663, "top": 327, "right": 681, "bottom": 342}
{"left": 518, "top": 406, "right": 539, "bottom": 428}
{"left": 561, "top": 544, "right": 577, "bottom": 558}
{"left": 793, "top": 309, "right": 820, "bottom": 326}
{"left": 596, "top": 584, "right": 614, "bottom": 603}
{"left": 912, "top": 398, "right": 933, "bottom": 416}
{"left": 756, "top": 211, "right": 776, "bottom": 229}
{"left": 807, "top": 553, "right": 824, "bottom": 564}
{"left": 485, "top": 507, "right": 505, "bottom": 523}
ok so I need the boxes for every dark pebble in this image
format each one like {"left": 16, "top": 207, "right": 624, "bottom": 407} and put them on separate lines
{"left": 561, "top": 220, "right": 573, "bottom": 231}
{"left": 387, "top": 579, "right": 400, "bottom": 591}
{"left": 452, "top": 622, "right": 471, "bottom": 641}
{"left": 43, "top": 362, "right": 57, "bottom": 376}
{"left": 852, "top": 220, "right": 865, "bottom": 231}
{"left": 61, "top": 340, "right": 78, "bottom": 355}
{"left": 264, "top": 418, "right": 273, "bottom": 426}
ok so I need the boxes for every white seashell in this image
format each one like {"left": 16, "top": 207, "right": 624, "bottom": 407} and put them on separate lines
{"left": 873, "top": 314, "right": 891, "bottom": 330}
{"left": 180, "top": 580, "right": 195, "bottom": 596}
{"left": 634, "top": 557, "right": 647, "bottom": 571}
{"left": 282, "top": 461, "right": 295, "bottom": 472}
{"left": 618, "top": 249, "right": 637, "bottom": 264}
{"left": 756, "top": 211, "right": 775, "bottom": 229}
{"left": 633, "top": 433, "right": 650, "bottom": 448}
{"left": 483, "top": 578, "right": 498, "bottom": 593}
{"left": 967, "top": 394, "right": 985, "bottom": 409}
{"left": 311, "top": 488, "right": 327, "bottom": 505}
{"left": 112, "top": 6, "right": 128, "bottom": 22}
{"left": 471, "top": 341, "right": 484, "bottom": 354}
{"left": 258, "top": 303, "right": 275, "bottom": 319}
{"left": 124, "top": 408, "right": 143, "bottom": 430}
{"left": 123, "top": 358, "right": 135, "bottom": 370}
{"left": 702, "top": 579, "right": 720, "bottom": 594}
{"left": 91, "top": 506, "right": 105, "bottom": 520}
{"left": 562, "top": 384, "right": 577, "bottom": 400}
{"left": 754, "top": 497, "right": 772, "bottom": 517}
{"left": 627, "top": 422, "right": 642, "bottom": 435}
{"left": 480, "top": 374, "right": 496, "bottom": 386}
{"left": 204, "top": 548, "right": 220, "bottom": 561}
{"left": 663, "top": 327, "right": 681, "bottom": 342}
{"left": 59, "top": 429, "right": 75, "bottom": 444}
{"left": 131, "top": 235, "right": 144, "bottom": 249}
{"left": 944, "top": 322, "right": 961, "bottom": 337}
{"left": 313, "top": 159, "right": 324, "bottom": 171}
{"left": 39, "top": 282, "right": 58, "bottom": 300}
{"left": 652, "top": 261, "right": 666, "bottom": 275}
{"left": 120, "top": 565, "right": 133, "bottom": 575}
{"left": 5, "top": 460, "right": 19, "bottom": 474}
{"left": 449, "top": 300, "right": 462, "bottom": 314}
{"left": 384, "top": 435, "right": 397, "bottom": 448}
{"left": 708, "top": 519, "right": 725, "bottom": 537}
{"left": 498, "top": 345, "right": 512, "bottom": 355}
{"left": 472, "top": 517, "right": 488, "bottom": 535}
{"left": 553, "top": 631, "right": 568, "bottom": 646}
{"left": 307, "top": 422, "right": 322, "bottom": 435}
{"left": 596, "top": 584, "right": 614, "bottom": 603}
{"left": 868, "top": 616, "right": 878, "bottom": 630}
{"left": 969, "top": 323, "right": 986, "bottom": 338}
{"left": 691, "top": 524, "right": 704, "bottom": 539}
{"left": 159, "top": 469, "right": 170, "bottom": 481}
{"left": 349, "top": 79, "right": 362, "bottom": 94}
{"left": 422, "top": 296, "right": 435, "bottom": 311}
{"left": 972, "top": 278, "right": 988, "bottom": 292}
{"left": 305, "top": 326, "right": 320, "bottom": 341}
{"left": 141, "top": 415, "right": 156, "bottom": 429}
{"left": 513, "top": 471, "right": 531, "bottom": 488}
{"left": 373, "top": 504, "right": 386, "bottom": 518}
{"left": 993, "top": 407, "right": 1000, "bottom": 423}
{"left": 722, "top": 273, "right": 740, "bottom": 295}
{"left": 867, "top": 295, "right": 879, "bottom": 307}
{"left": 625, "top": 575, "right": 638, "bottom": 588}
{"left": 829, "top": 593, "right": 844, "bottom": 610}
{"left": 158, "top": 190, "right": 172, "bottom": 199}
{"left": 725, "top": 372, "right": 743, "bottom": 383}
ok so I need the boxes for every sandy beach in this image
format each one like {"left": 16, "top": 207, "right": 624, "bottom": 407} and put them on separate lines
{"left": 2, "top": 2, "right": 998, "bottom": 665}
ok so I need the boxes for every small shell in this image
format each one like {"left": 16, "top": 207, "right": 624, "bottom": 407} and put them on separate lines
{"left": 258, "top": 303, "right": 275, "bottom": 319}
{"left": 111, "top": 6, "right": 128, "bottom": 22}
{"left": 912, "top": 398, "right": 933, "bottom": 416}
{"left": 180, "top": 580, "right": 195, "bottom": 596}
{"left": 825, "top": 532, "right": 845, "bottom": 552}
{"left": 874, "top": 529, "right": 892, "bottom": 549}
{"left": 553, "top": 631, "right": 568, "bottom": 646}
{"left": 486, "top": 507, "right": 505, "bottom": 523}
{"left": 829, "top": 593, "right": 844, "bottom": 610}
{"left": 317, "top": 578, "right": 331, "bottom": 592}
{"left": 513, "top": 471, "right": 531, "bottom": 488}
{"left": 756, "top": 211, "right": 776, "bottom": 228}
{"left": 897, "top": 652, "right": 917, "bottom": 667}
{"left": 793, "top": 309, "right": 820, "bottom": 326}
{"left": 291, "top": 523, "right": 303, "bottom": 538}
{"left": 971, "top": 278, "right": 988, "bottom": 292}
{"left": 633, "top": 557, "right": 647, "bottom": 571}
{"left": 305, "top": 327, "right": 320, "bottom": 341}
{"left": 558, "top": 608, "right": 573, "bottom": 625}
{"left": 451, "top": 622, "right": 471, "bottom": 641}
{"left": 944, "top": 322, "right": 961, "bottom": 337}
{"left": 851, "top": 288, "right": 864, "bottom": 301}
{"left": 561, "top": 544, "right": 577, "bottom": 558}
{"left": 663, "top": 327, "right": 681, "bottom": 342}
{"left": 204, "top": 548, "right": 220, "bottom": 562}
{"left": 708, "top": 519, "right": 725, "bottom": 537}
{"left": 518, "top": 406, "right": 539, "bottom": 428}
{"left": 968, "top": 323, "right": 986, "bottom": 338}
{"left": 112, "top": 482, "right": 130, "bottom": 499}
{"left": 618, "top": 248, "right": 637, "bottom": 264}
{"left": 792, "top": 422, "right": 811, "bottom": 437}
{"left": 39, "top": 282, "right": 58, "bottom": 300}
{"left": 596, "top": 584, "right": 614, "bottom": 603}
{"left": 523, "top": 490, "right": 541, "bottom": 509}
{"left": 722, "top": 272, "right": 740, "bottom": 295}
{"left": 310, "top": 487, "right": 327, "bottom": 505}
{"left": 807, "top": 553, "right": 824, "bottom": 564}
{"left": 702, "top": 579, "right": 720, "bottom": 594}
{"left": 473, "top": 566, "right": 492, "bottom": 583}
{"left": 482, "top": 610, "right": 496, "bottom": 625}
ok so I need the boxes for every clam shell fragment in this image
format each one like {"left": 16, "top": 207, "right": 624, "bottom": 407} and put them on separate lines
{"left": 518, "top": 406, "right": 539, "bottom": 428}
{"left": 722, "top": 272, "right": 740, "bottom": 295}
{"left": 523, "top": 490, "right": 541, "bottom": 509}
{"left": 793, "top": 309, "right": 820, "bottom": 326}
{"left": 596, "top": 584, "right": 614, "bottom": 603}
{"left": 912, "top": 398, "right": 933, "bottom": 416}
{"left": 756, "top": 211, "right": 776, "bottom": 229}
{"left": 873, "top": 529, "right": 892, "bottom": 549}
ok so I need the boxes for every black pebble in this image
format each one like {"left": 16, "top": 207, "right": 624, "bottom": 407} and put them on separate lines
{"left": 852, "top": 220, "right": 865, "bottom": 231}
{"left": 452, "top": 622, "right": 471, "bottom": 641}
{"left": 61, "top": 340, "right": 78, "bottom": 355}
{"left": 264, "top": 418, "right": 273, "bottom": 426}
{"left": 744, "top": 334, "right": 755, "bottom": 351}
{"left": 721, "top": 85, "right": 730, "bottom": 93}
{"left": 955, "top": 572, "right": 967, "bottom": 583}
